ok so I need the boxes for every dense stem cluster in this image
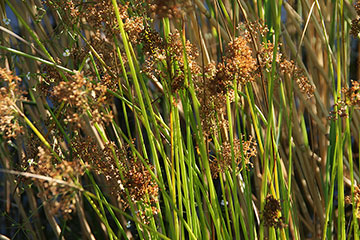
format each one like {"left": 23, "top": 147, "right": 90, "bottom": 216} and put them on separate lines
{"left": 1, "top": 0, "right": 358, "bottom": 239}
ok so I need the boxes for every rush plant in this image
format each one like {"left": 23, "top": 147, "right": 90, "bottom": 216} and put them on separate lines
{"left": 0, "top": 0, "right": 359, "bottom": 239}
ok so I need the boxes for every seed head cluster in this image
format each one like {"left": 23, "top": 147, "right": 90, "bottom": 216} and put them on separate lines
{"left": 345, "top": 185, "right": 360, "bottom": 219}
{"left": 52, "top": 71, "right": 113, "bottom": 127}
{"left": 148, "top": 0, "right": 180, "bottom": 19}
{"left": 20, "top": 145, "right": 85, "bottom": 220}
{"left": 42, "top": 0, "right": 81, "bottom": 25}
{"left": 328, "top": 81, "right": 360, "bottom": 120}
{"left": 343, "top": 80, "right": 360, "bottom": 107}
{"left": 224, "top": 36, "right": 258, "bottom": 85}
{"left": 72, "top": 137, "right": 159, "bottom": 220}
{"left": 259, "top": 41, "right": 282, "bottom": 72}
{"left": 147, "top": 0, "right": 192, "bottom": 19}
{"left": 243, "top": 20, "right": 269, "bottom": 43}
{"left": 242, "top": 20, "right": 314, "bottom": 99}
{"left": 0, "top": 68, "right": 25, "bottom": 139}
{"left": 328, "top": 98, "right": 348, "bottom": 120}
{"left": 280, "top": 59, "right": 315, "bottom": 98}
{"left": 45, "top": 0, "right": 143, "bottom": 79}
{"left": 196, "top": 36, "right": 256, "bottom": 135}
{"left": 210, "top": 136, "right": 256, "bottom": 178}
{"left": 262, "top": 194, "right": 286, "bottom": 229}
{"left": 351, "top": 1, "right": 360, "bottom": 37}
{"left": 142, "top": 30, "right": 200, "bottom": 93}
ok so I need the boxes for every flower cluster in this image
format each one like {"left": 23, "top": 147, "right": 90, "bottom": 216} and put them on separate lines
{"left": 121, "top": 158, "right": 159, "bottom": 223}
{"left": 42, "top": 0, "right": 81, "bottom": 25}
{"left": 72, "top": 138, "right": 125, "bottom": 197}
{"left": 20, "top": 145, "right": 85, "bottom": 219}
{"left": 242, "top": 20, "right": 314, "bottom": 99}
{"left": 148, "top": 0, "right": 180, "bottom": 19}
{"left": 351, "top": 0, "right": 360, "bottom": 37}
{"left": 328, "top": 80, "right": 360, "bottom": 120}
{"left": 243, "top": 20, "right": 269, "bottom": 43}
{"left": 210, "top": 136, "right": 256, "bottom": 178}
{"left": 343, "top": 80, "right": 360, "bottom": 107}
{"left": 196, "top": 36, "right": 257, "bottom": 135}
{"left": 52, "top": 71, "right": 113, "bottom": 127}
{"left": 72, "top": 137, "right": 159, "bottom": 222}
{"left": 142, "top": 29, "right": 200, "bottom": 94}
{"left": 45, "top": 0, "right": 143, "bottom": 79}
{"left": 80, "top": 1, "right": 144, "bottom": 41}
{"left": 328, "top": 98, "right": 348, "bottom": 120}
{"left": 224, "top": 36, "right": 258, "bottom": 85}
{"left": 345, "top": 185, "right": 360, "bottom": 219}
{"left": 280, "top": 59, "right": 315, "bottom": 98}
{"left": 0, "top": 68, "right": 25, "bottom": 139}
{"left": 262, "top": 194, "right": 286, "bottom": 229}
{"left": 259, "top": 41, "right": 282, "bottom": 73}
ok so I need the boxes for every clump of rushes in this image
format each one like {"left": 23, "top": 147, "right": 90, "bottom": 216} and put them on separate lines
{"left": 52, "top": 71, "right": 113, "bottom": 127}
{"left": 262, "top": 194, "right": 286, "bottom": 229}
{"left": 72, "top": 137, "right": 159, "bottom": 222}
{"left": 4, "top": 0, "right": 360, "bottom": 239}
{"left": 210, "top": 136, "right": 257, "bottom": 178}
{"left": 0, "top": 68, "right": 25, "bottom": 139}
